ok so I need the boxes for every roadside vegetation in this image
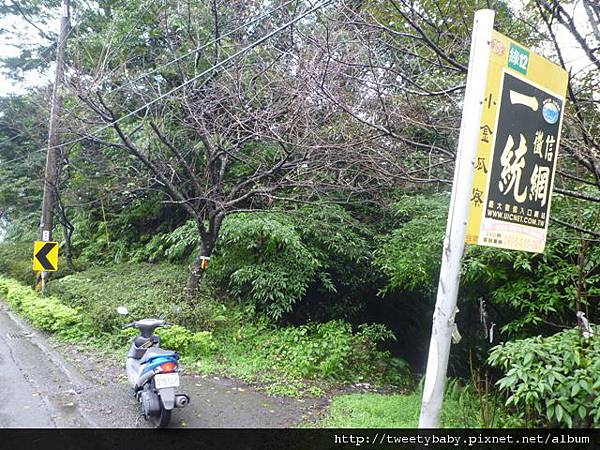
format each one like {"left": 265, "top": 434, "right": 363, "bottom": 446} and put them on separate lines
{"left": 0, "top": 0, "right": 599, "bottom": 429}
{"left": 0, "top": 256, "right": 412, "bottom": 399}
{"left": 0, "top": 189, "right": 597, "bottom": 428}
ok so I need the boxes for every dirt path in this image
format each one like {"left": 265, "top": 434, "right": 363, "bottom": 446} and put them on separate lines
{"left": 0, "top": 299, "right": 329, "bottom": 428}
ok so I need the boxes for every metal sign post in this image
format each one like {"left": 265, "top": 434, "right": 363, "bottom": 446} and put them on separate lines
{"left": 418, "top": 9, "right": 495, "bottom": 428}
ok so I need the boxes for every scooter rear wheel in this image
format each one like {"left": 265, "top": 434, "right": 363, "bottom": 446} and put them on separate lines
{"left": 152, "top": 403, "right": 171, "bottom": 428}
{"left": 142, "top": 382, "right": 172, "bottom": 428}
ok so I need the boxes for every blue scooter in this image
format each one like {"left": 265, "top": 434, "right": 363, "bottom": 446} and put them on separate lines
{"left": 118, "top": 307, "right": 190, "bottom": 427}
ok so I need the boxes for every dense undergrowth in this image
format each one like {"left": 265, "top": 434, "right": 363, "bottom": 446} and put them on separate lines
{"left": 489, "top": 328, "right": 600, "bottom": 428}
{"left": 0, "top": 258, "right": 411, "bottom": 399}
{"left": 0, "top": 190, "right": 596, "bottom": 428}
{"left": 0, "top": 271, "right": 497, "bottom": 426}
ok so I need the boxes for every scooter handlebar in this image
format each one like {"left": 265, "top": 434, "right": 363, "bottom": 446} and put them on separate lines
{"left": 121, "top": 319, "right": 172, "bottom": 330}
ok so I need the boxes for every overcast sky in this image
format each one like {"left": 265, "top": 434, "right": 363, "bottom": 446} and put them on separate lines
{"left": 0, "top": 12, "right": 55, "bottom": 96}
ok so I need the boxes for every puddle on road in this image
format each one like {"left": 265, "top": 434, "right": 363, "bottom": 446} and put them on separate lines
{"left": 44, "top": 389, "right": 89, "bottom": 426}
{"left": 47, "top": 389, "right": 78, "bottom": 408}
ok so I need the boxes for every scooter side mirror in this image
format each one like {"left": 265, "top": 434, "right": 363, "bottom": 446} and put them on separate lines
{"left": 116, "top": 306, "right": 129, "bottom": 315}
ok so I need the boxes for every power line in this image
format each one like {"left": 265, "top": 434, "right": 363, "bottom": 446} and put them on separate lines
{"left": 0, "top": 0, "right": 310, "bottom": 165}
{"left": 95, "top": 0, "right": 300, "bottom": 97}
{"left": 0, "top": 130, "right": 28, "bottom": 146}
{"left": 84, "top": 0, "right": 335, "bottom": 135}
{"left": 0, "top": 0, "right": 335, "bottom": 167}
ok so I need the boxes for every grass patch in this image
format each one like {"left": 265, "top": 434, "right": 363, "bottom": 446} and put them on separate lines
{"left": 317, "top": 379, "right": 516, "bottom": 428}
{"left": 317, "top": 391, "right": 480, "bottom": 428}
{"left": 45, "top": 262, "right": 218, "bottom": 332}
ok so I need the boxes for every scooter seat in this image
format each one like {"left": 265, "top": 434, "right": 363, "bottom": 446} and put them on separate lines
{"left": 140, "top": 348, "right": 177, "bottom": 364}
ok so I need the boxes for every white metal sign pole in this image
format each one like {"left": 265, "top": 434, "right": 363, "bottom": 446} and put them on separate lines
{"left": 418, "top": 9, "right": 495, "bottom": 428}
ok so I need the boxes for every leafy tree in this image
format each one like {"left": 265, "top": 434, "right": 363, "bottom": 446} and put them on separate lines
{"left": 208, "top": 203, "right": 372, "bottom": 320}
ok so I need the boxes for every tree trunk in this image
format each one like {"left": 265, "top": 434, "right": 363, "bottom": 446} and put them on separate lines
{"left": 186, "top": 235, "right": 216, "bottom": 300}
{"left": 62, "top": 223, "right": 75, "bottom": 272}
{"left": 56, "top": 194, "right": 76, "bottom": 272}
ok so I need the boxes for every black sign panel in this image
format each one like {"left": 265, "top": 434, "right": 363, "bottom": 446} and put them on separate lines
{"left": 484, "top": 72, "right": 562, "bottom": 229}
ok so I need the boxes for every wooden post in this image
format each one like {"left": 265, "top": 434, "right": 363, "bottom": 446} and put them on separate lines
{"left": 39, "top": 0, "right": 70, "bottom": 293}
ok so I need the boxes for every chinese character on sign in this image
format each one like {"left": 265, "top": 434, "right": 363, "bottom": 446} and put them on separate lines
{"left": 533, "top": 131, "right": 544, "bottom": 157}
{"left": 508, "top": 43, "right": 530, "bottom": 75}
{"left": 499, "top": 134, "right": 528, "bottom": 203}
{"left": 480, "top": 125, "right": 493, "bottom": 143}
{"left": 508, "top": 48, "right": 521, "bottom": 68}
{"left": 475, "top": 157, "right": 488, "bottom": 173}
{"left": 545, "top": 135, "right": 556, "bottom": 161}
{"left": 471, "top": 188, "right": 484, "bottom": 207}
{"left": 510, "top": 90, "right": 538, "bottom": 111}
{"left": 529, "top": 164, "right": 550, "bottom": 207}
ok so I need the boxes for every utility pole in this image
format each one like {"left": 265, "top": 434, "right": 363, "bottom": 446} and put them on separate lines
{"left": 418, "top": 9, "right": 495, "bottom": 428}
{"left": 38, "top": 0, "right": 70, "bottom": 293}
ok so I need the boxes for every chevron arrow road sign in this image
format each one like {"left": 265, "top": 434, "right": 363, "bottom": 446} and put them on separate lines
{"left": 33, "top": 241, "right": 59, "bottom": 272}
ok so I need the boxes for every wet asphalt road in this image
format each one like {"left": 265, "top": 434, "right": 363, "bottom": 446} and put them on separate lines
{"left": 0, "top": 302, "right": 97, "bottom": 427}
{"left": 0, "top": 300, "right": 326, "bottom": 428}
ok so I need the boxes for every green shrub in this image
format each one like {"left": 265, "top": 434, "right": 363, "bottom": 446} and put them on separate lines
{"left": 133, "top": 219, "right": 199, "bottom": 263}
{"left": 488, "top": 328, "right": 600, "bottom": 427}
{"left": 264, "top": 321, "right": 399, "bottom": 382}
{"left": 0, "top": 242, "right": 36, "bottom": 285}
{"left": 45, "top": 262, "right": 209, "bottom": 331}
{"left": 199, "top": 318, "right": 407, "bottom": 392}
{"left": 373, "top": 194, "right": 448, "bottom": 294}
{"left": 156, "top": 325, "right": 213, "bottom": 359}
{"left": 210, "top": 204, "right": 371, "bottom": 320}
{"left": 68, "top": 196, "right": 184, "bottom": 266}
{"left": 267, "top": 320, "right": 355, "bottom": 380}
{"left": 0, "top": 276, "right": 91, "bottom": 339}
{"left": 210, "top": 213, "right": 321, "bottom": 319}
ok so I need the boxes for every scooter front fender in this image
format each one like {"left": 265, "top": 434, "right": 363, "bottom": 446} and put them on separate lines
{"left": 158, "top": 387, "right": 176, "bottom": 410}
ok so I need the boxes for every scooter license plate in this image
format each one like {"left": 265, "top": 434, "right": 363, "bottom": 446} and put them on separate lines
{"left": 154, "top": 373, "right": 180, "bottom": 389}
